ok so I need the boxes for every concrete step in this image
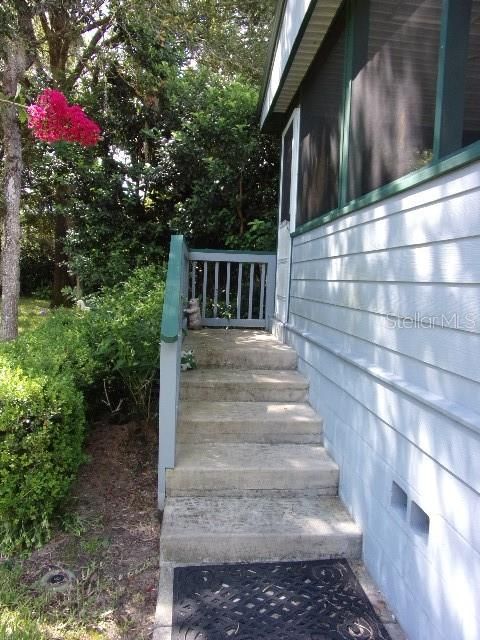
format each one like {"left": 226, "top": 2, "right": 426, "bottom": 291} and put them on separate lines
{"left": 160, "top": 496, "right": 362, "bottom": 563}
{"left": 183, "top": 330, "right": 297, "bottom": 370}
{"left": 178, "top": 401, "right": 324, "bottom": 444}
{"left": 180, "top": 369, "right": 309, "bottom": 402}
{"left": 166, "top": 443, "right": 338, "bottom": 497}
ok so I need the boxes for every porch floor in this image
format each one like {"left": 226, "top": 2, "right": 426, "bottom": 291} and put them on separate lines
{"left": 156, "top": 329, "right": 406, "bottom": 640}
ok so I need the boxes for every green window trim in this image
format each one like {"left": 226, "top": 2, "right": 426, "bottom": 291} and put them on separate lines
{"left": 292, "top": 140, "right": 480, "bottom": 238}
{"left": 337, "top": 0, "right": 355, "bottom": 208}
{"left": 292, "top": 0, "right": 479, "bottom": 239}
{"left": 433, "top": 0, "right": 473, "bottom": 159}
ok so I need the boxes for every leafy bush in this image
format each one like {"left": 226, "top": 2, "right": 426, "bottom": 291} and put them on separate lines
{"left": 226, "top": 217, "right": 277, "bottom": 252}
{"left": 0, "top": 358, "right": 85, "bottom": 553}
{"left": 8, "top": 308, "right": 97, "bottom": 389}
{"left": 163, "top": 68, "right": 279, "bottom": 250}
{"left": 0, "top": 265, "right": 166, "bottom": 553}
{"left": 85, "top": 265, "right": 165, "bottom": 417}
{"left": 11, "top": 265, "right": 166, "bottom": 416}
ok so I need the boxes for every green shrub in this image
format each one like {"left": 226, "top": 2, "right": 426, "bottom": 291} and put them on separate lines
{"left": 8, "top": 308, "right": 97, "bottom": 389}
{"left": 85, "top": 265, "right": 166, "bottom": 418}
{"left": 0, "top": 265, "right": 165, "bottom": 553}
{"left": 0, "top": 358, "right": 85, "bottom": 553}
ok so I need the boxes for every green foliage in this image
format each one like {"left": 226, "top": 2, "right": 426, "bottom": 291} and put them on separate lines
{"left": 0, "top": 302, "right": 94, "bottom": 552}
{"left": 181, "top": 349, "right": 197, "bottom": 371}
{"left": 180, "top": 0, "right": 277, "bottom": 84}
{"left": 0, "top": 2, "right": 16, "bottom": 43}
{"left": 226, "top": 217, "right": 278, "bottom": 252}
{"left": 9, "top": 308, "right": 97, "bottom": 390}
{"left": 85, "top": 265, "right": 166, "bottom": 417}
{"left": 0, "top": 357, "right": 86, "bottom": 553}
{"left": 160, "top": 68, "right": 279, "bottom": 249}
{"left": 0, "top": 266, "right": 165, "bottom": 553}
{"left": 4, "top": 0, "right": 279, "bottom": 306}
{"left": 12, "top": 266, "right": 166, "bottom": 417}
{"left": 18, "top": 298, "right": 49, "bottom": 334}
{"left": 23, "top": 135, "right": 170, "bottom": 293}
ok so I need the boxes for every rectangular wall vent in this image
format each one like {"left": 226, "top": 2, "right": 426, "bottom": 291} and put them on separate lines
{"left": 410, "top": 501, "right": 430, "bottom": 539}
{"left": 391, "top": 482, "right": 408, "bottom": 519}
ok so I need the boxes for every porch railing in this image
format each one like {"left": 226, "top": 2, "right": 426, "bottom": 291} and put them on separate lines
{"left": 189, "top": 250, "right": 276, "bottom": 329}
{"left": 158, "top": 238, "right": 276, "bottom": 509}
{"left": 158, "top": 235, "right": 189, "bottom": 509}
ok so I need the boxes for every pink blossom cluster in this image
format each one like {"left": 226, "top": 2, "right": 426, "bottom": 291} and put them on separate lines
{"left": 27, "top": 89, "right": 101, "bottom": 146}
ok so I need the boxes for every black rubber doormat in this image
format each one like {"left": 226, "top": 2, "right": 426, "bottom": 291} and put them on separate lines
{"left": 172, "top": 559, "right": 391, "bottom": 639}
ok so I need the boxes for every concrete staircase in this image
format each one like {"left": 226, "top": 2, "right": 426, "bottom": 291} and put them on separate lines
{"left": 160, "top": 329, "right": 362, "bottom": 565}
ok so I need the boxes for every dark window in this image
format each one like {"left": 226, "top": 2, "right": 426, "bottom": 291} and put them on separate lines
{"left": 280, "top": 122, "right": 293, "bottom": 222}
{"left": 348, "top": 0, "right": 442, "bottom": 200}
{"left": 463, "top": 1, "right": 480, "bottom": 148}
{"left": 297, "top": 11, "right": 346, "bottom": 225}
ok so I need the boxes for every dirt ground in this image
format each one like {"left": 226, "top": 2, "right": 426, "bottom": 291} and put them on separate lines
{"left": 19, "top": 418, "right": 160, "bottom": 639}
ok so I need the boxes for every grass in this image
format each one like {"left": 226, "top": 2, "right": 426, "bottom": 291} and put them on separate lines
{"left": 0, "top": 561, "right": 111, "bottom": 640}
{"left": 0, "top": 564, "right": 46, "bottom": 640}
{"left": 18, "top": 298, "right": 50, "bottom": 334}
{"left": 0, "top": 420, "right": 159, "bottom": 639}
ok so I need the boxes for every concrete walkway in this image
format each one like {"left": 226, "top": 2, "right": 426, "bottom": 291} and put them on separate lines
{"left": 155, "top": 330, "right": 405, "bottom": 639}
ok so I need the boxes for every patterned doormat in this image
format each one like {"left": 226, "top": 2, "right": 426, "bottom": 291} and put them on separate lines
{"left": 172, "top": 559, "right": 391, "bottom": 639}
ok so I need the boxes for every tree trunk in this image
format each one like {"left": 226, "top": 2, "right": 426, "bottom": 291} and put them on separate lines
{"left": 0, "top": 40, "right": 26, "bottom": 341}
{"left": 51, "top": 209, "right": 71, "bottom": 308}
{"left": 47, "top": 12, "right": 75, "bottom": 308}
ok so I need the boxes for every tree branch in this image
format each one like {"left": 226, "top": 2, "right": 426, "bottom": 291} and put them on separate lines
{"left": 66, "top": 22, "right": 111, "bottom": 91}
{"left": 81, "top": 15, "right": 110, "bottom": 34}
{"left": 38, "top": 12, "right": 52, "bottom": 41}
{"left": 13, "top": 0, "right": 40, "bottom": 70}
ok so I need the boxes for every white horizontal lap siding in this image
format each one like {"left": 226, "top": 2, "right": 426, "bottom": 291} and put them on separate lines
{"left": 290, "top": 162, "right": 480, "bottom": 412}
{"left": 294, "top": 348, "right": 480, "bottom": 640}
{"left": 261, "top": 0, "right": 314, "bottom": 125}
{"left": 290, "top": 280, "right": 480, "bottom": 334}
{"left": 302, "top": 359, "right": 480, "bottom": 553}
{"left": 286, "top": 160, "right": 480, "bottom": 640}
{"left": 288, "top": 305, "right": 480, "bottom": 412}
{"left": 294, "top": 188, "right": 480, "bottom": 259}
{"left": 290, "top": 327, "right": 480, "bottom": 491}
{"left": 292, "top": 236, "right": 480, "bottom": 283}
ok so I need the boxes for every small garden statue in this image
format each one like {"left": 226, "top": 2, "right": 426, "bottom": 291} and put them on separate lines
{"left": 76, "top": 299, "right": 91, "bottom": 312}
{"left": 185, "top": 298, "right": 202, "bottom": 330}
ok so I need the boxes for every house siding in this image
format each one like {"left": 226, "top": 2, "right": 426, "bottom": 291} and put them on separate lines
{"left": 274, "top": 160, "right": 480, "bottom": 640}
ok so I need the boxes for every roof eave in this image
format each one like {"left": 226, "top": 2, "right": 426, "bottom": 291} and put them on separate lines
{"left": 257, "top": 0, "right": 288, "bottom": 130}
{"left": 258, "top": 0, "right": 344, "bottom": 134}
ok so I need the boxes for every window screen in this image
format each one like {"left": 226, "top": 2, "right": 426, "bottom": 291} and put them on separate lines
{"left": 297, "top": 11, "right": 346, "bottom": 225}
{"left": 463, "top": 1, "right": 480, "bottom": 148}
{"left": 280, "top": 122, "right": 293, "bottom": 222}
{"left": 348, "top": 0, "right": 442, "bottom": 200}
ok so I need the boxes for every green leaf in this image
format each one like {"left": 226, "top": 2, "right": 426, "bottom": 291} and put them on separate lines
{"left": 18, "top": 108, "right": 27, "bottom": 124}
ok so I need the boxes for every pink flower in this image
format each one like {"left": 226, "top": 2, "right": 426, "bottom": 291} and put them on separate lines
{"left": 27, "top": 89, "right": 101, "bottom": 146}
